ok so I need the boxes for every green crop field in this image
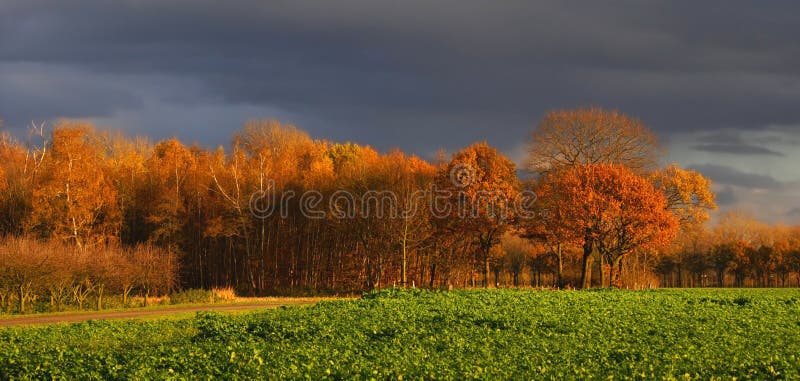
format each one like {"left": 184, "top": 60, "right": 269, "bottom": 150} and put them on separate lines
{"left": 1, "top": 289, "right": 799, "bottom": 380}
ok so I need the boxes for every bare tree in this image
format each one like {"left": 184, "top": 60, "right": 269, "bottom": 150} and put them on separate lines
{"left": 526, "top": 107, "right": 662, "bottom": 174}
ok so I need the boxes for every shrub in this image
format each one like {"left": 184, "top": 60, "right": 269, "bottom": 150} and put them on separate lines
{"left": 170, "top": 288, "right": 214, "bottom": 305}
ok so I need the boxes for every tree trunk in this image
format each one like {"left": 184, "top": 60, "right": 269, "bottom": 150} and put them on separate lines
{"left": 608, "top": 256, "right": 624, "bottom": 288}
{"left": 555, "top": 244, "right": 564, "bottom": 289}
{"left": 484, "top": 253, "right": 491, "bottom": 288}
{"left": 580, "top": 237, "right": 593, "bottom": 289}
{"left": 482, "top": 243, "right": 491, "bottom": 288}
{"left": 599, "top": 255, "right": 606, "bottom": 288}
{"left": 365, "top": 251, "right": 374, "bottom": 290}
{"left": 401, "top": 242, "right": 408, "bottom": 288}
{"left": 429, "top": 263, "right": 436, "bottom": 288}
{"left": 401, "top": 221, "right": 409, "bottom": 288}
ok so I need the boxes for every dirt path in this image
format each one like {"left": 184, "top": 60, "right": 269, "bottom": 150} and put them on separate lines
{"left": 0, "top": 300, "right": 320, "bottom": 327}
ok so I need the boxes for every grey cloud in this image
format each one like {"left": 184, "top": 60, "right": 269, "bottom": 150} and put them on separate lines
{"left": 691, "top": 131, "right": 784, "bottom": 156}
{"left": 0, "top": 63, "right": 144, "bottom": 131}
{"left": 690, "top": 164, "right": 784, "bottom": 190}
{"left": 715, "top": 186, "right": 738, "bottom": 207}
{"left": 3, "top": 1, "right": 800, "bottom": 151}
{"left": 692, "top": 144, "right": 784, "bottom": 156}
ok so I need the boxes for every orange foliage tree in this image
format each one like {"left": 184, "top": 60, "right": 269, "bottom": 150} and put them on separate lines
{"left": 0, "top": 133, "right": 33, "bottom": 236}
{"left": 28, "top": 122, "right": 120, "bottom": 249}
{"left": 525, "top": 107, "right": 666, "bottom": 288}
{"left": 144, "top": 139, "right": 197, "bottom": 251}
{"left": 518, "top": 180, "right": 576, "bottom": 288}
{"left": 536, "top": 164, "right": 679, "bottom": 288}
{"left": 437, "top": 142, "right": 522, "bottom": 287}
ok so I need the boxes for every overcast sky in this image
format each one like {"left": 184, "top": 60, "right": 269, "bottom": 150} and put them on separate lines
{"left": 1, "top": 1, "right": 799, "bottom": 223}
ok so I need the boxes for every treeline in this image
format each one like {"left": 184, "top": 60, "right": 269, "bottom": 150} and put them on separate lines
{"left": 655, "top": 212, "right": 800, "bottom": 288}
{"left": 515, "top": 212, "right": 800, "bottom": 289}
{"left": 0, "top": 119, "right": 471, "bottom": 293}
{"left": 0, "top": 108, "right": 798, "bottom": 296}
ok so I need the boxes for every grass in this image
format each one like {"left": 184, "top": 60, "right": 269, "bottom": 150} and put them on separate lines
{"left": 87, "top": 305, "right": 283, "bottom": 323}
{"left": 1, "top": 288, "right": 799, "bottom": 379}
{"left": 0, "top": 296, "right": 328, "bottom": 323}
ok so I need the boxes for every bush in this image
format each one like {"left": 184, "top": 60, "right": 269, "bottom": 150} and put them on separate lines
{"left": 169, "top": 289, "right": 214, "bottom": 305}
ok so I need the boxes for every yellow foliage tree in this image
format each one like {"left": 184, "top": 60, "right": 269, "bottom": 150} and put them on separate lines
{"left": 649, "top": 164, "right": 717, "bottom": 226}
{"left": 29, "top": 122, "right": 120, "bottom": 249}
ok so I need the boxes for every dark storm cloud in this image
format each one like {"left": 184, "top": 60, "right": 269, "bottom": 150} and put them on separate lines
{"left": 689, "top": 164, "right": 784, "bottom": 190}
{"left": 0, "top": 63, "right": 144, "bottom": 130}
{"left": 3, "top": 0, "right": 800, "bottom": 153}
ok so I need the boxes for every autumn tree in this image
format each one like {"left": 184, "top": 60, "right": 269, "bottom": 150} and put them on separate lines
{"left": 221, "top": 120, "right": 337, "bottom": 291}
{"left": 437, "top": 142, "right": 522, "bottom": 287}
{"left": 131, "top": 244, "right": 177, "bottom": 306}
{"left": 526, "top": 107, "right": 662, "bottom": 174}
{"left": 0, "top": 134, "right": 33, "bottom": 236}
{"left": 709, "top": 243, "right": 734, "bottom": 287}
{"left": 498, "top": 234, "right": 534, "bottom": 287}
{"left": 536, "top": 164, "right": 678, "bottom": 288}
{"left": 705, "top": 213, "right": 800, "bottom": 287}
{"left": 28, "top": 122, "right": 120, "bottom": 248}
{"left": 88, "top": 245, "right": 126, "bottom": 310}
{"left": 400, "top": 157, "right": 436, "bottom": 287}
{"left": 771, "top": 227, "right": 800, "bottom": 286}
{"left": 709, "top": 211, "right": 758, "bottom": 286}
{"left": 728, "top": 240, "right": 753, "bottom": 287}
{"left": 0, "top": 238, "right": 60, "bottom": 313}
{"left": 649, "top": 164, "right": 717, "bottom": 226}
{"left": 373, "top": 151, "right": 438, "bottom": 288}
{"left": 518, "top": 179, "right": 575, "bottom": 288}
{"left": 658, "top": 224, "right": 711, "bottom": 287}
{"left": 105, "top": 133, "right": 152, "bottom": 245}
{"left": 144, "top": 139, "right": 196, "bottom": 251}
{"left": 713, "top": 211, "right": 764, "bottom": 245}
{"left": 525, "top": 107, "right": 663, "bottom": 288}
{"left": 330, "top": 143, "right": 396, "bottom": 289}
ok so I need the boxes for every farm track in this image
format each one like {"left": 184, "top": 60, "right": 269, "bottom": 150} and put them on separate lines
{"left": 0, "top": 300, "right": 321, "bottom": 327}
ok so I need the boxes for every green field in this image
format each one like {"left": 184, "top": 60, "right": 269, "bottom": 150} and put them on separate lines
{"left": 1, "top": 289, "right": 799, "bottom": 380}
